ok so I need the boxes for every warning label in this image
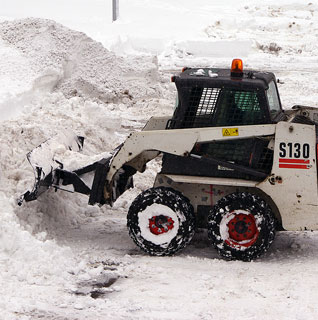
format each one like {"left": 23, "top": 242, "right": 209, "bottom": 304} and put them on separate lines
{"left": 222, "top": 128, "right": 239, "bottom": 136}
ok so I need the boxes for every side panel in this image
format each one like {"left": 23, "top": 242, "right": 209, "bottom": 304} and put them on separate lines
{"left": 154, "top": 174, "right": 240, "bottom": 223}
{"left": 154, "top": 174, "right": 266, "bottom": 227}
{"left": 258, "top": 122, "right": 318, "bottom": 230}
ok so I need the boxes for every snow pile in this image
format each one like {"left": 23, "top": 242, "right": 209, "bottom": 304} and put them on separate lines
{"left": 0, "top": 192, "right": 72, "bottom": 278}
{"left": 0, "top": 18, "right": 172, "bottom": 318}
{"left": 0, "top": 17, "right": 172, "bottom": 231}
{"left": 0, "top": 190, "right": 74, "bottom": 318}
{"left": 0, "top": 18, "right": 144, "bottom": 102}
{"left": 0, "top": 18, "right": 168, "bottom": 120}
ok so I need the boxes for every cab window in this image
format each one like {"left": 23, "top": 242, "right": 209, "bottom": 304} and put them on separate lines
{"left": 267, "top": 81, "right": 281, "bottom": 117}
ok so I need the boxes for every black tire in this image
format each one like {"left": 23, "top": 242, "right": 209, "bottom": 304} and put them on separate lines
{"left": 208, "top": 192, "right": 276, "bottom": 261}
{"left": 127, "top": 187, "right": 195, "bottom": 256}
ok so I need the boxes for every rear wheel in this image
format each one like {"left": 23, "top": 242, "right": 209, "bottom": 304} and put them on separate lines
{"left": 208, "top": 192, "right": 276, "bottom": 261}
{"left": 127, "top": 187, "right": 195, "bottom": 256}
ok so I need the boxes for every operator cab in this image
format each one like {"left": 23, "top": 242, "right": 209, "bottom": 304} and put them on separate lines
{"left": 162, "top": 59, "right": 285, "bottom": 181}
{"left": 168, "top": 59, "right": 285, "bottom": 129}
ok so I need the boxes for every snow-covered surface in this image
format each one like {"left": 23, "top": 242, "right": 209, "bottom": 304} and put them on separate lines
{"left": 0, "top": 1, "right": 318, "bottom": 319}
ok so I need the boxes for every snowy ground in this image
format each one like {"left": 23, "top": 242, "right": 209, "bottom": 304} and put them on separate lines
{"left": 0, "top": 1, "right": 318, "bottom": 319}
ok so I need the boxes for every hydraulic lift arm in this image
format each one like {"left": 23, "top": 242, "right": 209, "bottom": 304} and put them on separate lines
{"left": 19, "top": 122, "right": 275, "bottom": 206}
{"left": 103, "top": 124, "right": 276, "bottom": 205}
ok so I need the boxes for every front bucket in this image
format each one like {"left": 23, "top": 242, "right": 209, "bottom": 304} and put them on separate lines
{"left": 18, "top": 129, "right": 84, "bottom": 205}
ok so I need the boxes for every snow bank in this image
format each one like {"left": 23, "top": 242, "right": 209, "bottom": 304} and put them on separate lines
{"left": 0, "top": 190, "right": 77, "bottom": 318}
{"left": 0, "top": 18, "right": 172, "bottom": 318}
{"left": 0, "top": 18, "right": 169, "bottom": 121}
{"left": 0, "top": 17, "right": 171, "bottom": 230}
{"left": 0, "top": 192, "right": 72, "bottom": 278}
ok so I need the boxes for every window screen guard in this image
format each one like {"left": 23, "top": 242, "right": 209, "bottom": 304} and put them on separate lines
{"left": 181, "top": 87, "right": 264, "bottom": 128}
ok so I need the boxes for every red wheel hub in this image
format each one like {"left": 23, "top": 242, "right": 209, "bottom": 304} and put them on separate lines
{"left": 149, "top": 215, "right": 174, "bottom": 235}
{"left": 226, "top": 212, "right": 259, "bottom": 248}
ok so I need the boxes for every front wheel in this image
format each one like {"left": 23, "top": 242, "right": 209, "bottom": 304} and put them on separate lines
{"left": 127, "top": 187, "right": 195, "bottom": 256}
{"left": 208, "top": 192, "right": 276, "bottom": 261}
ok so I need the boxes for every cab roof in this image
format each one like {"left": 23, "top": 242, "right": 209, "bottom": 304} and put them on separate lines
{"left": 174, "top": 68, "right": 276, "bottom": 91}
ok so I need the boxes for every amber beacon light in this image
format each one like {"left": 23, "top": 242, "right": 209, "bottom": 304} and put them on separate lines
{"left": 231, "top": 59, "right": 243, "bottom": 78}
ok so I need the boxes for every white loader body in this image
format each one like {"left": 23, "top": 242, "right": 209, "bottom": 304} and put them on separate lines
{"left": 105, "top": 118, "right": 318, "bottom": 231}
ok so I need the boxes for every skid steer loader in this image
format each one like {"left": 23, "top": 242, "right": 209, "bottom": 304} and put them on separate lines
{"left": 19, "top": 59, "right": 318, "bottom": 261}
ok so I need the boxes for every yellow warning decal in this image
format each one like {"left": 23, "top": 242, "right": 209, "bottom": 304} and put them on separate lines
{"left": 222, "top": 128, "right": 239, "bottom": 136}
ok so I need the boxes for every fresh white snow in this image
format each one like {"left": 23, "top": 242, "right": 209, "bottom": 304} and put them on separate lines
{"left": 0, "top": 0, "right": 318, "bottom": 319}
